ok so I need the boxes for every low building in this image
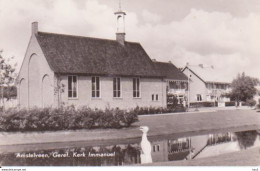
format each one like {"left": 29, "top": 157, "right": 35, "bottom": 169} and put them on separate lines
{"left": 154, "top": 61, "right": 188, "bottom": 105}
{"left": 182, "top": 64, "right": 231, "bottom": 105}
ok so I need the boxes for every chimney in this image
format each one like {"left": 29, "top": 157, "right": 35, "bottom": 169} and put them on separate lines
{"left": 116, "top": 33, "right": 125, "bottom": 46}
{"left": 32, "top": 21, "right": 38, "bottom": 35}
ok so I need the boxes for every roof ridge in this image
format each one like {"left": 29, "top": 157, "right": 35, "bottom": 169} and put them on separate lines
{"left": 38, "top": 31, "right": 140, "bottom": 45}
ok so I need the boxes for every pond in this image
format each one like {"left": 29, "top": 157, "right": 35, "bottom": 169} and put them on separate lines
{"left": 0, "top": 129, "right": 259, "bottom": 166}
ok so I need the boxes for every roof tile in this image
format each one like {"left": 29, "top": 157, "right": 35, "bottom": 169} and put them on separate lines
{"left": 154, "top": 61, "right": 188, "bottom": 81}
{"left": 36, "top": 32, "right": 163, "bottom": 78}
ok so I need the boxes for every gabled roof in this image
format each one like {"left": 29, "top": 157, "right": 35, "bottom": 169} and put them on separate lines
{"left": 35, "top": 32, "right": 163, "bottom": 78}
{"left": 154, "top": 61, "right": 188, "bottom": 81}
{"left": 183, "top": 65, "right": 231, "bottom": 84}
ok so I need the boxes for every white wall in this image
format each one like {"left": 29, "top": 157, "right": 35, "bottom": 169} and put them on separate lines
{"left": 183, "top": 69, "right": 207, "bottom": 102}
{"left": 58, "top": 75, "right": 167, "bottom": 109}
{"left": 18, "top": 34, "right": 55, "bottom": 109}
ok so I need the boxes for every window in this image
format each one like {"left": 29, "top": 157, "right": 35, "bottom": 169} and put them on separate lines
{"left": 133, "top": 78, "right": 140, "bottom": 98}
{"left": 197, "top": 94, "right": 202, "bottom": 101}
{"left": 92, "top": 77, "right": 100, "bottom": 98}
{"left": 176, "top": 82, "right": 181, "bottom": 90}
{"left": 153, "top": 144, "right": 160, "bottom": 152}
{"left": 113, "top": 78, "right": 121, "bottom": 98}
{"left": 178, "top": 141, "right": 182, "bottom": 150}
{"left": 68, "top": 76, "right": 77, "bottom": 98}
{"left": 152, "top": 94, "right": 159, "bottom": 101}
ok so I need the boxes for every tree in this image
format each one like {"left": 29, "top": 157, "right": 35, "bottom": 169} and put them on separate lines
{"left": 0, "top": 50, "right": 17, "bottom": 110}
{"left": 235, "top": 130, "right": 258, "bottom": 150}
{"left": 228, "top": 72, "right": 259, "bottom": 103}
{"left": 0, "top": 86, "right": 17, "bottom": 99}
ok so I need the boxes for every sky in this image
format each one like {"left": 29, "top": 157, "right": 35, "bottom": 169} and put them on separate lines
{"left": 0, "top": 0, "right": 259, "bottom": 82}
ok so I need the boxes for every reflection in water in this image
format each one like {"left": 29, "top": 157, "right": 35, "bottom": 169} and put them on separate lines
{"left": 168, "top": 138, "right": 191, "bottom": 161}
{"left": 0, "top": 130, "right": 259, "bottom": 166}
{"left": 139, "top": 126, "right": 152, "bottom": 164}
{"left": 235, "top": 130, "right": 258, "bottom": 150}
{"left": 207, "top": 132, "right": 232, "bottom": 145}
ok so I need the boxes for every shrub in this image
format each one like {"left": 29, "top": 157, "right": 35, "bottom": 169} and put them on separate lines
{"left": 0, "top": 103, "right": 189, "bottom": 132}
{"left": 167, "top": 95, "right": 179, "bottom": 108}
{"left": 120, "top": 109, "right": 139, "bottom": 127}
{"left": 244, "top": 99, "right": 256, "bottom": 107}
{"left": 70, "top": 107, "right": 95, "bottom": 129}
{"left": 0, "top": 107, "right": 139, "bottom": 132}
{"left": 225, "top": 101, "right": 236, "bottom": 107}
{"left": 135, "top": 105, "right": 186, "bottom": 116}
{"left": 189, "top": 102, "right": 216, "bottom": 108}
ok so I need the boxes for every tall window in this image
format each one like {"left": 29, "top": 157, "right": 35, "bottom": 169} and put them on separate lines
{"left": 197, "top": 94, "right": 202, "bottom": 101}
{"left": 68, "top": 76, "right": 77, "bottom": 98}
{"left": 113, "top": 78, "right": 121, "bottom": 98}
{"left": 133, "top": 78, "right": 140, "bottom": 98}
{"left": 92, "top": 77, "right": 100, "bottom": 98}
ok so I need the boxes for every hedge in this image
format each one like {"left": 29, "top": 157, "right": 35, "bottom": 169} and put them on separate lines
{"left": 0, "top": 106, "right": 139, "bottom": 132}
{"left": 0, "top": 105, "right": 188, "bottom": 132}
{"left": 135, "top": 105, "right": 187, "bottom": 116}
{"left": 225, "top": 101, "right": 236, "bottom": 107}
{"left": 226, "top": 100, "right": 256, "bottom": 107}
{"left": 242, "top": 99, "right": 256, "bottom": 107}
{"left": 189, "top": 102, "right": 217, "bottom": 108}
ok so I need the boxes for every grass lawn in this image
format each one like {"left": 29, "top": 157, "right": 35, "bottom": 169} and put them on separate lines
{"left": 138, "top": 109, "right": 260, "bottom": 137}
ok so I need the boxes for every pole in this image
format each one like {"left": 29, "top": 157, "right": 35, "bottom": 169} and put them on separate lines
{"left": 213, "top": 83, "right": 215, "bottom": 107}
{"left": 1, "top": 85, "right": 4, "bottom": 111}
{"left": 189, "top": 136, "right": 192, "bottom": 160}
{"left": 187, "top": 63, "right": 190, "bottom": 110}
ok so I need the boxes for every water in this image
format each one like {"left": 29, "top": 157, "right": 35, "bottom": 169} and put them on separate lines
{"left": 0, "top": 129, "right": 259, "bottom": 166}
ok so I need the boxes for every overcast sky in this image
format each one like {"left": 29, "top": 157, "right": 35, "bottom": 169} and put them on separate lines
{"left": 0, "top": 0, "right": 259, "bottom": 82}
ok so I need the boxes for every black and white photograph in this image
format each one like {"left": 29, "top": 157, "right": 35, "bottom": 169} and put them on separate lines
{"left": 0, "top": 0, "right": 259, "bottom": 170}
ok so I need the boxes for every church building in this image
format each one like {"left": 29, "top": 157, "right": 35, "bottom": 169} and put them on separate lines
{"left": 17, "top": 8, "right": 167, "bottom": 109}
